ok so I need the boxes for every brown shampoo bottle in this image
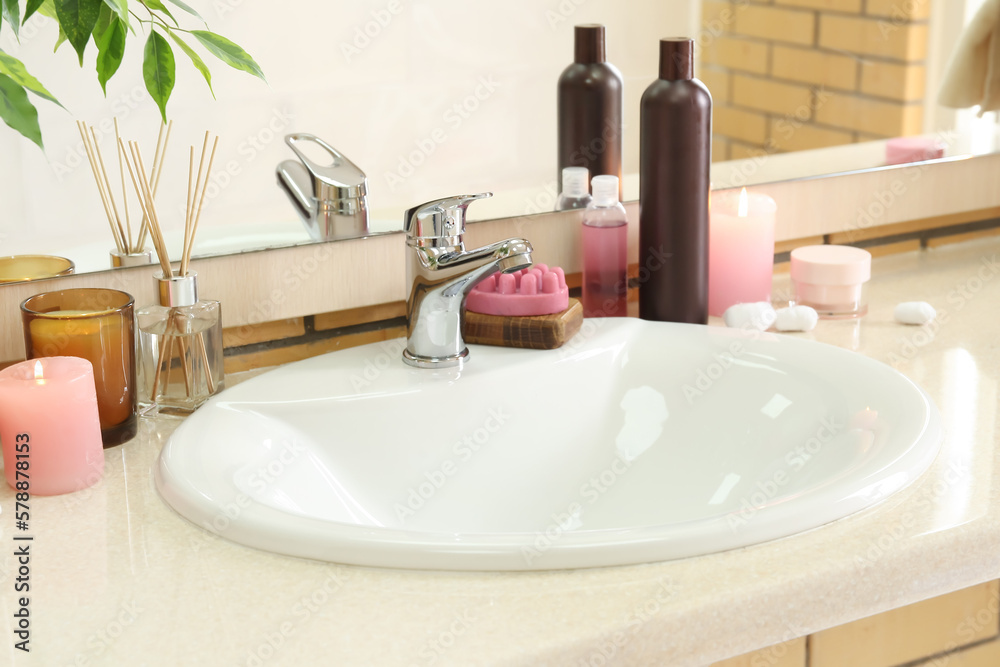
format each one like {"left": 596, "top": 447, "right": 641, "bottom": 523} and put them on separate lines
{"left": 638, "top": 38, "right": 712, "bottom": 324}
{"left": 557, "top": 24, "right": 624, "bottom": 201}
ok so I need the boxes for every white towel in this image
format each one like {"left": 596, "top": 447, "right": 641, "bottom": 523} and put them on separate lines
{"left": 939, "top": 0, "right": 1000, "bottom": 115}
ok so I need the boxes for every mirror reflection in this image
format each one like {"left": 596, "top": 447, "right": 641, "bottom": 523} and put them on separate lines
{"left": 0, "top": 0, "right": 996, "bottom": 278}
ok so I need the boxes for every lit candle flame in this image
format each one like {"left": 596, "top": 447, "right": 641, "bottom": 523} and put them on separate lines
{"left": 737, "top": 188, "right": 749, "bottom": 218}
{"left": 34, "top": 360, "right": 44, "bottom": 381}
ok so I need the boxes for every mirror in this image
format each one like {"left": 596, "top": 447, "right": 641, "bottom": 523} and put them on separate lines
{"left": 0, "top": 0, "right": 995, "bottom": 278}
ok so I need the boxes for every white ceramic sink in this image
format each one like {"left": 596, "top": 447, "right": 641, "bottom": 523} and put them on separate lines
{"left": 156, "top": 319, "right": 941, "bottom": 570}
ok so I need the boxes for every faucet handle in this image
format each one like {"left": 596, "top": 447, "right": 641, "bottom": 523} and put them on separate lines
{"left": 284, "top": 133, "right": 367, "bottom": 201}
{"left": 403, "top": 192, "right": 492, "bottom": 241}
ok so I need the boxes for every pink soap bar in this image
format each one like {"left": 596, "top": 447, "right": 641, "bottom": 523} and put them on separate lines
{"left": 886, "top": 136, "right": 945, "bottom": 166}
{"left": 466, "top": 264, "right": 570, "bottom": 316}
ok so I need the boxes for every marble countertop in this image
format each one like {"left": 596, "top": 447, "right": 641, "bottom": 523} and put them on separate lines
{"left": 3, "top": 237, "right": 1000, "bottom": 667}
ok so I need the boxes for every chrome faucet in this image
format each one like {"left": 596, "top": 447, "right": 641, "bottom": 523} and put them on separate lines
{"left": 276, "top": 133, "right": 369, "bottom": 241}
{"left": 403, "top": 192, "right": 533, "bottom": 368}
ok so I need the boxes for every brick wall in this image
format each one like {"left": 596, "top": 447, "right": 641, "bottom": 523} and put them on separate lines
{"left": 700, "top": 0, "right": 931, "bottom": 161}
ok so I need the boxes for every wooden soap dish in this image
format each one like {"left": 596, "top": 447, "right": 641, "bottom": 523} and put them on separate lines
{"left": 462, "top": 299, "right": 583, "bottom": 350}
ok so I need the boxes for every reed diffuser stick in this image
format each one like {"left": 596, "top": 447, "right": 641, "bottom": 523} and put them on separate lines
{"left": 136, "top": 122, "right": 172, "bottom": 252}
{"left": 119, "top": 139, "right": 172, "bottom": 278}
{"left": 182, "top": 136, "right": 219, "bottom": 276}
{"left": 77, "top": 121, "right": 126, "bottom": 253}
{"left": 88, "top": 126, "right": 130, "bottom": 252}
{"left": 113, "top": 119, "right": 132, "bottom": 251}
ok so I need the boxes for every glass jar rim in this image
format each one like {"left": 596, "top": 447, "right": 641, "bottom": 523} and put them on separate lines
{"left": 20, "top": 288, "right": 135, "bottom": 317}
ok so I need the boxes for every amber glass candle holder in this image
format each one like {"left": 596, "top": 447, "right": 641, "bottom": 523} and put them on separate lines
{"left": 0, "top": 255, "right": 75, "bottom": 283}
{"left": 21, "top": 288, "right": 137, "bottom": 447}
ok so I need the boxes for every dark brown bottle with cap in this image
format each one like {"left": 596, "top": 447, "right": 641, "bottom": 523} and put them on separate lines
{"left": 557, "top": 24, "right": 623, "bottom": 201}
{"left": 639, "top": 38, "right": 712, "bottom": 324}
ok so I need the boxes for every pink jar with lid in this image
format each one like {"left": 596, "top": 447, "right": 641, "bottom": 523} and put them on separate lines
{"left": 790, "top": 245, "right": 872, "bottom": 318}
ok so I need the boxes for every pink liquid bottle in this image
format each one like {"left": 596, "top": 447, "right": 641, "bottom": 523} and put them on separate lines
{"left": 582, "top": 175, "right": 628, "bottom": 317}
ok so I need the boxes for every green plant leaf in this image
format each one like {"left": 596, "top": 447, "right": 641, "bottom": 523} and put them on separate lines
{"left": 164, "top": 0, "right": 201, "bottom": 22}
{"left": 140, "top": 0, "right": 176, "bottom": 25}
{"left": 191, "top": 30, "right": 265, "bottom": 82}
{"left": 101, "top": 0, "right": 128, "bottom": 29}
{"left": 0, "top": 74, "right": 43, "bottom": 148}
{"left": 143, "top": 29, "right": 174, "bottom": 122}
{"left": 54, "top": 22, "right": 67, "bottom": 52}
{"left": 55, "top": 0, "right": 103, "bottom": 64}
{"left": 95, "top": 16, "right": 125, "bottom": 93}
{"left": 0, "top": 49, "right": 64, "bottom": 106}
{"left": 166, "top": 29, "right": 213, "bottom": 97}
{"left": 23, "top": 0, "right": 47, "bottom": 23}
{"left": 2, "top": 0, "right": 20, "bottom": 40}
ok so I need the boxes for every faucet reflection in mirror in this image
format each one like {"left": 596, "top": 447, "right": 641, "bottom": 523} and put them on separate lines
{"left": 276, "top": 134, "right": 370, "bottom": 241}
{"left": 403, "top": 193, "right": 533, "bottom": 368}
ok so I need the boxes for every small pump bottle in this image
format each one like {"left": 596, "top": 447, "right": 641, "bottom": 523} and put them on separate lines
{"left": 556, "top": 167, "right": 593, "bottom": 211}
{"left": 582, "top": 175, "right": 628, "bottom": 317}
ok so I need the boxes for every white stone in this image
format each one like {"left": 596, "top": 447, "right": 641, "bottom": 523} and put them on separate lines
{"left": 774, "top": 306, "right": 819, "bottom": 332}
{"left": 723, "top": 302, "right": 777, "bottom": 331}
{"left": 894, "top": 301, "right": 936, "bottom": 325}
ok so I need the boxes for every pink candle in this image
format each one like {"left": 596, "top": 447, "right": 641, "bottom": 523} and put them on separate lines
{"left": 0, "top": 357, "right": 104, "bottom": 496}
{"left": 708, "top": 188, "right": 777, "bottom": 317}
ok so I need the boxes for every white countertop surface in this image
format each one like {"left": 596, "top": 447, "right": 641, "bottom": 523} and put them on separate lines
{"left": 2, "top": 237, "right": 999, "bottom": 667}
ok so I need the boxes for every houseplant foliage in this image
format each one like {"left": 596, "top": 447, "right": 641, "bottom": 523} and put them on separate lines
{"left": 0, "top": 0, "right": 265, "bottom": 148}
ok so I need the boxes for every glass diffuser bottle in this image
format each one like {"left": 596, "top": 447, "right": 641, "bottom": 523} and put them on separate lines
{"left": 137, "top": 272, "right": 224, "bottom": 415}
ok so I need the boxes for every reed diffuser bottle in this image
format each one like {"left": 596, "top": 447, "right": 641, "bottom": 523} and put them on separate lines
{"left": 117, "top": 129, "right": 226, "bottom": 414}
{"left": 137, "top": 273, "right": 224, "bottom": 414}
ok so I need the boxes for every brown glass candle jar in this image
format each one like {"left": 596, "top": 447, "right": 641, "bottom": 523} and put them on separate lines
{"left": 21, "top": 288, "right": 137, "bottom": 447}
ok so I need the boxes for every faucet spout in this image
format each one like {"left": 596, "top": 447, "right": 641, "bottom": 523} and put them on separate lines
{"left": 404, "top": 237, "right": 533, "bottom": 368}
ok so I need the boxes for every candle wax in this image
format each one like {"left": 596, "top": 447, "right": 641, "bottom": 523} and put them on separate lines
{"left": 0, "top": 357, "right": 104, "bottom": 496}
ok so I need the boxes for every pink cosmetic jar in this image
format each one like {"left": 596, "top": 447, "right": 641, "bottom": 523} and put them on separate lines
{"left": 790, "top": 245, "right": 872, "bottom": 318}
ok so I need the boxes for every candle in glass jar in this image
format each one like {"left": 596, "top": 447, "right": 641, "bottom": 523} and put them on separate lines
{"left": 21, "top": 288, "right": 137, "bottom": 447}
{"left": 708, "top": 188, "right": 777, "bottom": 317}
{"left": 0, "top": 357, "right": 104, "bottom": 496}
{"left": 26, "top": 312, "right": 131, "bottom": 427}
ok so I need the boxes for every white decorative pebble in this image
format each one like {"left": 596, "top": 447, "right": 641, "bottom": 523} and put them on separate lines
{"left": 894, "top": 301, "right": 936, "bottom": 325}
{"left": 774, "top": 305, "right": 819, "bottom": 332}
{"left": 723, "top": 302, "right": 777, "bottom": 331}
